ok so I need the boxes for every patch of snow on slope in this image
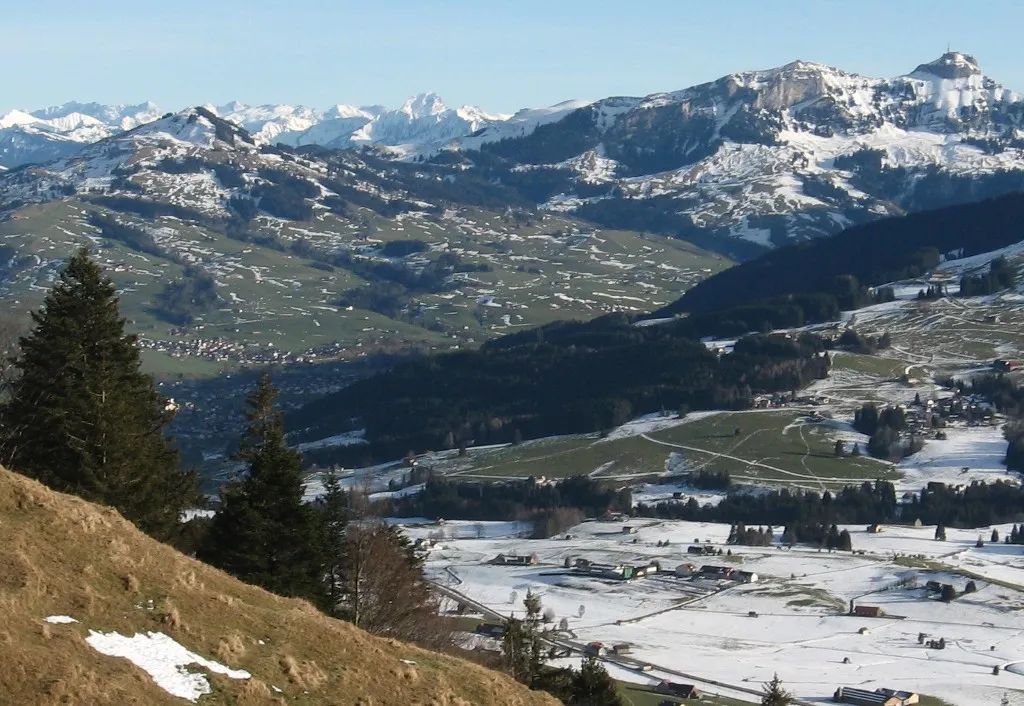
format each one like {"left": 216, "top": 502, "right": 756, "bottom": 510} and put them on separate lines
{"left": 297, "top": 429, "right": 368, "bottom": 451}
{"left": 601, "top": 411, "right": 721, "bottom": 442}
{"left": 85, "top": 630, "right": 251, "bottom": 702}
{"left": 44, "top": 615, "right": 78, "bottom": 624}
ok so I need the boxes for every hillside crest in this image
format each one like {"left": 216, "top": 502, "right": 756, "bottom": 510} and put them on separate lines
{"left": 0, "top": 465, "right": 558, "bottom": 705}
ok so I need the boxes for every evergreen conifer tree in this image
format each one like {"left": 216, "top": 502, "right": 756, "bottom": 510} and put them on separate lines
{"left": 568, "top": 656, "right": 624, "bottom": 706}
{"left": 200, "top": 372, "right": 321, "bottom": 600}
{"left": 317, "top": 468, "right": 349, "bottom": 612}
{"left": 761, "top": 673, "right": 793, "bottom": 706}
{"left": 0, "top": 248, "right": 197, "bottom": 540}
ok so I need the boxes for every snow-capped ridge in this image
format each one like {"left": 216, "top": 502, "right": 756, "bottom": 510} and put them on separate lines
{"left": 910, "top": 51, "right": 983, "bottom": 80}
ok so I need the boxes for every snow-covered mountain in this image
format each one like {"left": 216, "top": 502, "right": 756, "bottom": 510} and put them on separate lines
{"left": 0, "top": 93, "right": 506, "bottom": 168}
{"left": 0, "top": 102, "right": 165, "bottom": 168}
{"left": 441, "top": 52, "right": 1024, "bottom": 255}
{"left": 2, "top": 52, "right": 1023, "bottom": 254}
{"left": 210, "top": 93, "right": 508, "bottom": 151}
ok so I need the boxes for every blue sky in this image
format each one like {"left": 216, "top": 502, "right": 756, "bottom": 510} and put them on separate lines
{"left": 4, "top": 0, "right": 1023, "bottom": 114}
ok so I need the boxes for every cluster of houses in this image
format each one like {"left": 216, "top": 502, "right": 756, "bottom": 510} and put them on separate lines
{"left": 572, "top": 558, "right": 660, "bottom": 581}
{"left": 751, "top": 392, "right": 831, "bottom": 409}
{"left": 568, "top": 556, "right": 758, "bottom": 584}
{"left": 674, "top": 563, "right": 758, "bottom": 583}
{"left": 834, "top": 687, "right": 919, "bottom": 706}
{"left": 907, "top": 392, "right": 998, "bottom": 431}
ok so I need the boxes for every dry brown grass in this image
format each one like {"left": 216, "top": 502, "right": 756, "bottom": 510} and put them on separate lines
{"left": 0, "top": 466, "right": 559, "bottom": 705}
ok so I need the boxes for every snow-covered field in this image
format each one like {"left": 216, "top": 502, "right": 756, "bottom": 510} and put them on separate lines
{"left": 898, "top": 425, "right": 1015, "bottom": 490}
{"left": 405, "top": 518, "right": 1024, "bottom": 706}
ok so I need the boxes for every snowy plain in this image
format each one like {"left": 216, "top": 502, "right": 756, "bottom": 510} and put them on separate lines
{"left": 404, "top": 517, "right": 1024, "bottom": 706}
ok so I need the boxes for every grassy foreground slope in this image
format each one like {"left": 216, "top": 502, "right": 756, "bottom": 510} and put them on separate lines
{"left": 0, "top": 466, "right": 558, "bottom": 706}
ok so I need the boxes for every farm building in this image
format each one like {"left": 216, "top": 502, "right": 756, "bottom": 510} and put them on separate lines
{"left": 658, "top": 681, "right": 700, "bottom": 699}
{"left": 699, "top": 565, "right": 734, "bottom": 579}
{"left": 611, "top": 644, "right": 632, "bottom": 655}
{"left": 867, "top": 524, "right": 884, "bottom": 533}
{"left": 733, "top": 570, "right": 759, "bottom": 583}
{"left": 834, "top": 686, "right": 919, "bottom": 706}
{"left": 674, "top": 563, "right": 697, "bottom": 577}
{"left": 877, "top": 689, "right": 919, "bottom": 705}
{"left": 583, "top": 641, "right": 604, "bottom": 656}
{"left": 575, "top": 561, "right": 633, "bottom": 580}
{"left": 852, "top": 605, "right": 885, "bottom": 618}
{"left": 491, "top": 553, "right": 537, "bottom": 566}
{"left": 622, "top": 526, "right": 638, "bottom": 534}
{"left": 687, "top": 544, "right": 718, "bottom": 555}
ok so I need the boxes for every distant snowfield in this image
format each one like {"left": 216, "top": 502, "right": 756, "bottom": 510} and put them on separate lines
{"left": 408, "top": 518, "right": 1024, "bottom": 706}
{"left": 84, "top": 630, "right": 251, "bottom": 702}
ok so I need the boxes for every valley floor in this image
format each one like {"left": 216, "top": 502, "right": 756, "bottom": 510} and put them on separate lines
{"left": 401, "top": 518, "right": 1024, "bottom": 706}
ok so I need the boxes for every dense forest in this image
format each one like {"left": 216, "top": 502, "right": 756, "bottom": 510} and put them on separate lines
{"left": 662, "top": 192, "right": 1024, "bottom": 316}
{"left": 288, "top": 317, "right": 832, "bottom": 462}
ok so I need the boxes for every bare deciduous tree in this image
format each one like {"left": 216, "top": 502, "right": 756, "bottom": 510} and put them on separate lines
{"left": 341, "top": 522, "right": 453, "bottom": 650}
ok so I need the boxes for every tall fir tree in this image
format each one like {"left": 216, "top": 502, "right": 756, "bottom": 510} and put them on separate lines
{"left": 0, "top": 248, "right": 197, "bottom": 540}
{"left": 317, "top": 468, "right": 350, "bottom": 612}
{"left": 200, "top": 372, "right": 322, "bottom": 600}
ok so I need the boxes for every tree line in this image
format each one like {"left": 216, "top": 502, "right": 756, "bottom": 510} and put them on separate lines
{"left": 636, "top": 478, "right": 1024, "bottom": 529}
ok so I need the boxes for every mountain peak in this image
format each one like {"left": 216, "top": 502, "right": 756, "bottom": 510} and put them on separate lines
{"left": 400, "top": 92, "right": 448, "bottom": 119}
{"left": 911, "top": 51, "right": 982, "bottom": 79}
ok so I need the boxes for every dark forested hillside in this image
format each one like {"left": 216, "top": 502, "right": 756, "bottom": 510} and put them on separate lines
{"left": 661, "top": 192, "right": 1024, "bottom": 316}
{"left": 288, "top": 317, "right": 831, "bottom": 463}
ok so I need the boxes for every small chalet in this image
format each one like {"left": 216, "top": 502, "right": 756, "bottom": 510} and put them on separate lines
{"left": 834, "top": 686, "right": 919, "bottom": 706}
{"left": 491, "top": 553, "right": 537, "bottom": 566}
{"left": 658, "top": 681, "right": 700, "bottom": 699}
{"left": 852, "top": 605, "right": 885, "bottom": 618}
{"left": 867, "top": 524, "right": 884, "bottom": 533}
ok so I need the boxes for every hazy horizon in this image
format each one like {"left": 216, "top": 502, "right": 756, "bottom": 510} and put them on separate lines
{"left": 4, "top": 0, "right": 1023, "bottom": 115}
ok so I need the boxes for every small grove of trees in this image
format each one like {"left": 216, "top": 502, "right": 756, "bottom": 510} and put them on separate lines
{"left": 728, "top": 523, "right": 775, "bottom": 547}
{"left": 689, "top": 468, "right": 731, "bottom": 490}
{"left": 531, "top": 507, "right": 585, "bottom": 539}
{"left": 836, "top": 328, "right": 892, "bottom": 354}
{"left": 959, "top": 256, "right": 1016, "bottom": 297}
{"left": 501, "top": 590, "right": 623, "bottom": 705}
{"left": 853, "top": 403, "right": 923, "bottom": 460}
{"left": 155, "top": 267, "right": 220, "bottom": 326}
{"left": 0, "top": 249, "right": 200, "bottom": 542}
{"left": 198, "top": 372, "right": 452, "bottom": 649}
